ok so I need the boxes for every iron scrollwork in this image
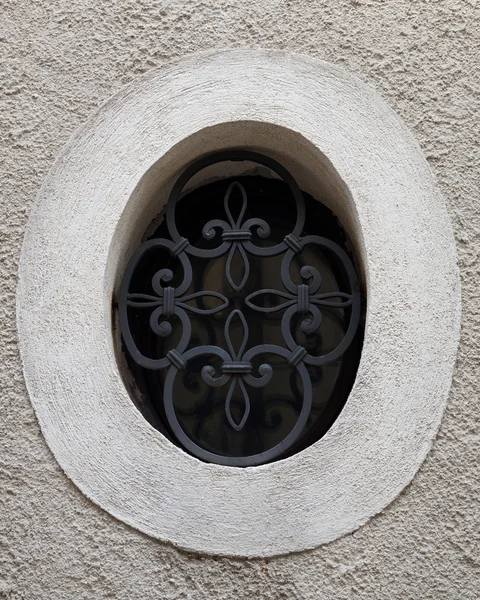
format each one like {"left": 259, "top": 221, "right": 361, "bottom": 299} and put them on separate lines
{"left": 119, "top": 151, "right": 361, "bottom": 467}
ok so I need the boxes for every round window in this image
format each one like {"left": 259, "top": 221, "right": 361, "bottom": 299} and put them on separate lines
{"left": 119, "top": 151, "right": 363, "bottom": 466}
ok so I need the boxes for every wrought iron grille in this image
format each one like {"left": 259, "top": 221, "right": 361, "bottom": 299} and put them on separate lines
{"left": 119, "top": 151, "right": 362, "bottom": 467}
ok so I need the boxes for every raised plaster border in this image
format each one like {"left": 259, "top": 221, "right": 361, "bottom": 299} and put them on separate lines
{"left": 17, "top": 49, "right": 460, "bottom": 557}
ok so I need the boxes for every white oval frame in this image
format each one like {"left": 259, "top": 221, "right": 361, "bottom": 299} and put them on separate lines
{"left": 17, "top": 49, "right": 460, "bottom": 558}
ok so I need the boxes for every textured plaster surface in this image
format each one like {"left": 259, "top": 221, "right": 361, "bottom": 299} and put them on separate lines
{"left": 16, "top": 49, "right": 461, "bottom": 557}
{"left": 1, "top": 1, "right": 479, "bottom": 599}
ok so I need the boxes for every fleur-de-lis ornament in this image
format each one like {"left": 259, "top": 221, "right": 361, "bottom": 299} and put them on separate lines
{"left": 202, "top": 181, "right": 270, "bottom": 291}
{"left": 201, "top": 309, "right": 272, "bottom": 431}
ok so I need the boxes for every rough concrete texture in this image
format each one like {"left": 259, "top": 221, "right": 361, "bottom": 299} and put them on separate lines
{"left": 1, "top": 0, "right": 479, "bottom": 598}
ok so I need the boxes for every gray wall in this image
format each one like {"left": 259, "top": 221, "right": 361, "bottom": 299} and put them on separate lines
{"left": 1, "top": 1, "right": 478, "bottom": 598}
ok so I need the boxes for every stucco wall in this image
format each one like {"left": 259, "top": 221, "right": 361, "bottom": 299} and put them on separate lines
{"left": 1, "top": 1, "right": 479, "bottom": 599}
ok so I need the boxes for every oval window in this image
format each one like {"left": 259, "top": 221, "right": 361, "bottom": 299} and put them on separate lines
{"left": 119, "top": 151, "right": 363, "bottom": 466}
